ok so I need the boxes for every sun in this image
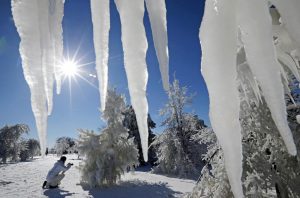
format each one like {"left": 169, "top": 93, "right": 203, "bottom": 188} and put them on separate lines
{"left": 59, "top": 59, "right": 79, "bottom": 77}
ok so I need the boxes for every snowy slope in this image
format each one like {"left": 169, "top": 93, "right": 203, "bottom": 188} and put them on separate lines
{"left": 0, "top": 155, "right": 195, "bottom": 198}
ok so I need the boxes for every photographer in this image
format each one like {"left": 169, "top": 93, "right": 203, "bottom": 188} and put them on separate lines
{"left": 42, "top": 156, "right": 73, "bottom": 189}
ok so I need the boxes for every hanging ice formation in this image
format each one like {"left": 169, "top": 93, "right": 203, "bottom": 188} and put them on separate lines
{"left": 200, "top": 0, "right": 299, "bottom": 197}
{"left": 91, "top": 0, "right": 169, "bottom": 161}
{"left": 90, "top": 0, "right": 110, "bottom": 112}
{"left": 11, "top": 0, "right": 65, "bottom": 156}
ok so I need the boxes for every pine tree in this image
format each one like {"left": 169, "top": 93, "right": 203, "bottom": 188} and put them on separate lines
{"left": 77, "top": 89, "right": 138, "bottom": 187}
{"left": 122, "top": 105, "right": 157, "bottom": 166}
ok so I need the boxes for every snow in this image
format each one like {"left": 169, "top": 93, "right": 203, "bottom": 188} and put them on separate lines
{"left": 114, "top": 0, "right": 149, "bottom": 162}
{"left": 0, "top": 155, "right": 195, "bottom": 198}
{"left": 90, "top": 0, "right": 110, "bottom": 111}
{"left": 145, "top": 0, "right": 169, "bottom": 91}
{"left": 200, "top": 0, "right": 299, "bottom": 197}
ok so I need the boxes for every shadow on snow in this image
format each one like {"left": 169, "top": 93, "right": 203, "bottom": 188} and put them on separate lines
{"left": 80, "top": 180, "right": 181, "bottom": 198}
{"left": 43, "top": 188, "right": 76, "bottom": 198}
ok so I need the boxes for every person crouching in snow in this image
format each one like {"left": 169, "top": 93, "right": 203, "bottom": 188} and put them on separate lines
{"left": 42, "top": 156, "right": 73, "bottom": 189}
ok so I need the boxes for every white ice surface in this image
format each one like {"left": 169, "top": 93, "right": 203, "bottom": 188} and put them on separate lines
{"left": 90, "top": 0, "right": 110, "bottom": 111}
{"left": 114, "top": 0, "right": 149, "bottom": 162}
{"left": 145, "top": 0, "right": 169, "bottom": 91}
{"left": 200, "top": 0, "right": 243, "bottom": 197}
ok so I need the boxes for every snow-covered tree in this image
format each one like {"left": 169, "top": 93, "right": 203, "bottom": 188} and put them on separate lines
{"left": 153, "top": 79, "right": 206, "bottom": 179}
{"left": 0, "top": 124, "right": 29, "bottom": 163}
{"left": 19, "top": 138, "right": 40, "bottom": 161}
{"left": 54, "top": 136, "right": 76, "bottom": 155}
{"left": 187, "top": 128, "right": 233, "bottom": 198}
{"left": 122, "top": 105, "right": 157, "bottom": 166}
{"left": 77, "top": 89, "right": 138, "bottom": 187}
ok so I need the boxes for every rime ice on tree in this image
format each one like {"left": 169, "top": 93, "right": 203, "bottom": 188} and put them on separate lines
{"left": 77, "top": 89, "right": 138, "bottom": 187}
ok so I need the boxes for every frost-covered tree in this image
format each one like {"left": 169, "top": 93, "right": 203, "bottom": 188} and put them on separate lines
{"left": 78, "top": 89, "right": 138, "bottom": 187}
{"left": 0, "top": 124, "right": 29, "bottom": 163}
{"left": 19, "top": 138, "right": 40, "bottom": 161}
{"left": 123, "top": 105, "right": 157, "bottom": 166}
{"left": 187, "top": 128, "right": 233, "bottom": 198}
{"left": 54, "top": 136, "right": 76, "bottom": 155}
{"left": 153, "top": 79, "right": 206, "bottom": 179}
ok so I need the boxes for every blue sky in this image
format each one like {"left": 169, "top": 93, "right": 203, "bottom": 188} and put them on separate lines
{"left": 0, "top": 0, "right": 208, "bottom": 147}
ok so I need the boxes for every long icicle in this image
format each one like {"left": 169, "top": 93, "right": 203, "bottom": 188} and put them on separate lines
{"left": 90, "top": 0, "right": 110, "bottom": 111}
{"left": 145, "top": 0, "right": 169, "bottom": 91}
{"left": 115, "top": 0, "right": 149, "bottom": 162}
{"left": 200, "top": 0, "right": 244, "bottom": 197}
{"left": 12, "top": 0, "right": 48, "bottom": 156}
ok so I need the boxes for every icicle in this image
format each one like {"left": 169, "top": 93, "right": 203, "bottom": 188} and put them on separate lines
{"left": 90, "top": 0, "right": 110, "bottom": 111}
{"left": 12, "top": 0, "right": 48, "bottom": 155}
{"left": 145, "top": 0, "right": 169, "bottom": 90}
{"left": 114, "top": 0, "right": 149, "bottom": 162}
{"left": 200, "top": 0, "right": 244, "bottom": 197}
{"left": 277, "top": 50, "right": 300, "bottom": 82}
{"left": 270, "top": 0, "right": 300, "bottom": 51}
{"left": 37, "top": 0, "right": 54, "bottom": 115}
{"left": 12, "top": 0, "right": 65, "bottom": 156}
{"left": 238, "top": 0, "right": 296, "bottom": 155}
{"left": 48, "top": 0, "right": 65, "bottom": 95}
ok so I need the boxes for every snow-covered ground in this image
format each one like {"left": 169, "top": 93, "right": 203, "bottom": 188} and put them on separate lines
{"left": 0, "top": 154, "right": 195, "bottom": 198}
